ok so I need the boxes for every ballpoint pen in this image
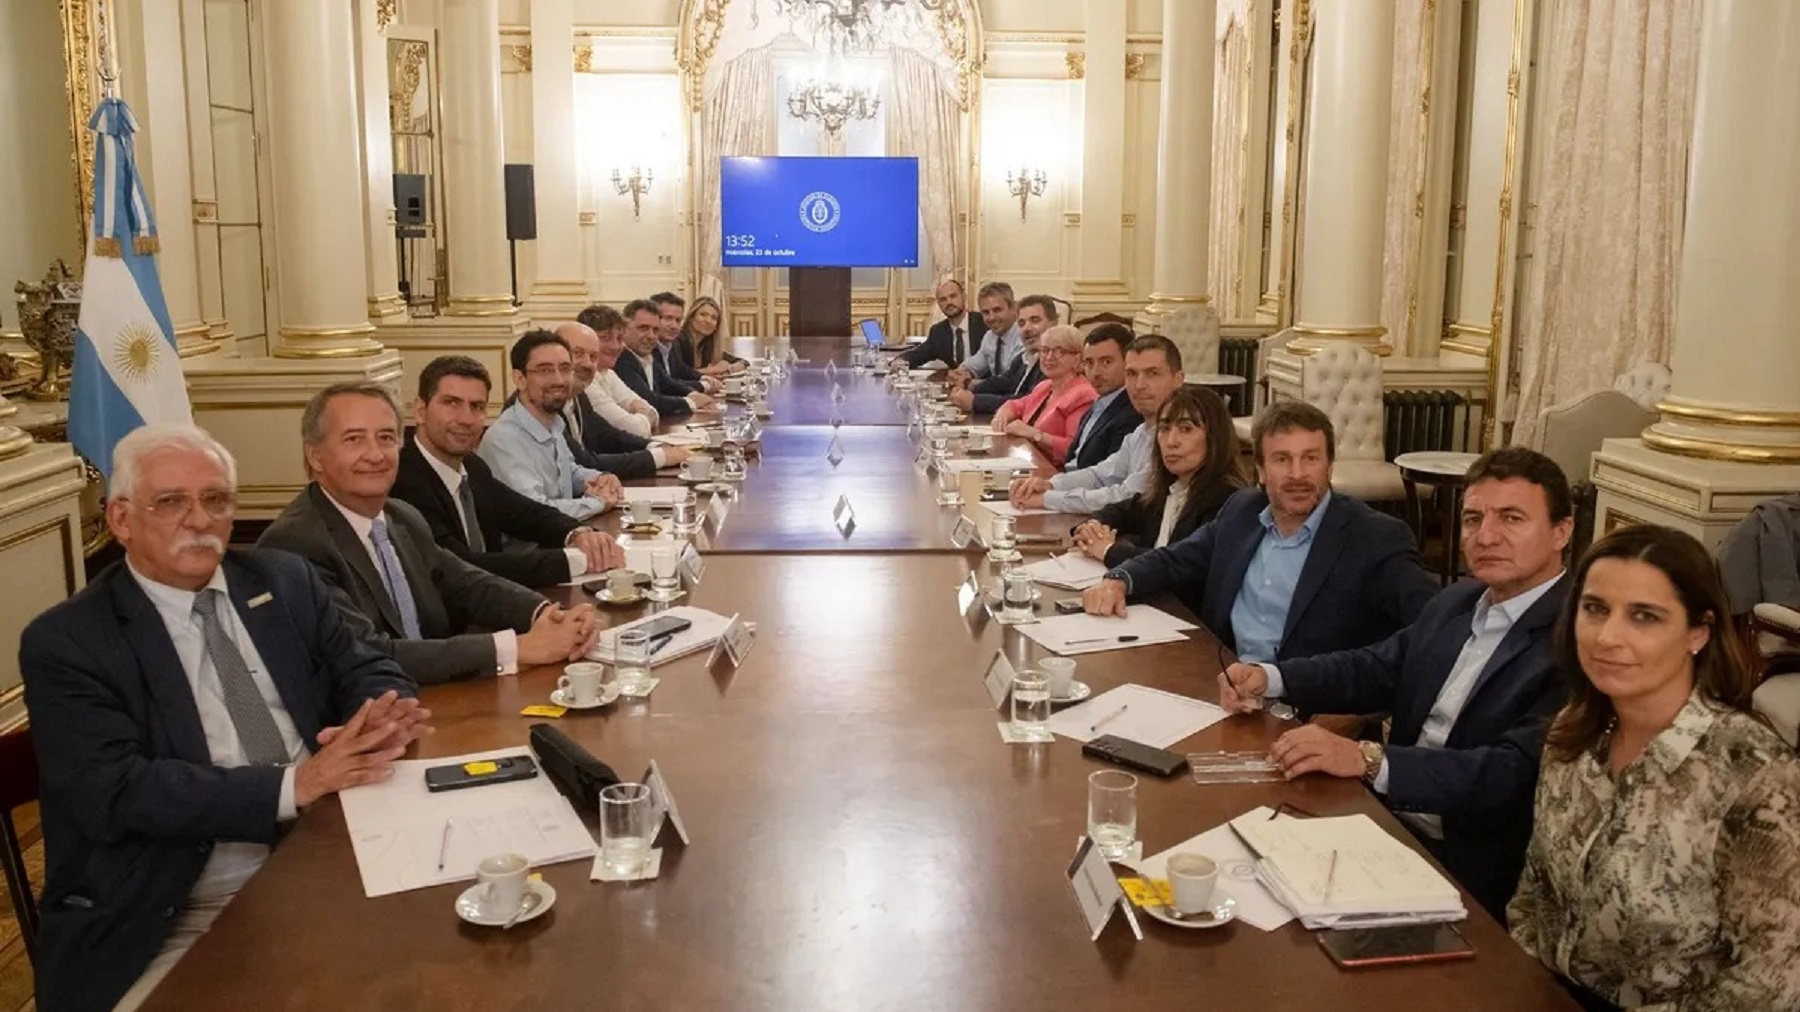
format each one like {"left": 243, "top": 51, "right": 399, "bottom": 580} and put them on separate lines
{"left": 1323, "top": 849, "right": 1339, "bottom": 904}
{"left": 648, "top": 633, "right": 675, "bottom": 656}
{"left": 1089, "top": 704, "right": 1129, "bottom": 733}
{"left": 437, "top": 818, "right": 452, "bottom": 872}
{"left": 1063, "top": 635, "right": 1140, "bottom": 647}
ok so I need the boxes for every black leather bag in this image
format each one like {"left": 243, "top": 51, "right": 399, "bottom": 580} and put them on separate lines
{"left": 528, "top": 723, "right": 620, "bottom": 815}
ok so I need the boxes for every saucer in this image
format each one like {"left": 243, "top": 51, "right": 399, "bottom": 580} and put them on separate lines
{"left": 621, "top": 522, "right": 662, "bottom": 535}
{"left": 550, "top": 684, "right": 622, "bottom": 710}
{"left": 456, "top": 879, "right": 557, "bottom": 927}
{"left": 692, "top": 481, "right": 734, "bottom": 495}
{"left": 983, "top": 587, "right": 1043, "bottom": 605}
{"left": 593, "top": 586, "right": 646, "bottom": 605}
{"left": 1141, "top": 893, "right": 1236, "bottom": 930}
{"left": 678, "top": 471, "right": 721, "bottom": 484}
{"left": 1050, "top": 680, "right": 1092, "bottom": 704}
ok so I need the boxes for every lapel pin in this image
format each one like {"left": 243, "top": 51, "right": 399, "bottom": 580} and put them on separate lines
{"left": 248, "top": 592, "right": 274, "bottom": 608}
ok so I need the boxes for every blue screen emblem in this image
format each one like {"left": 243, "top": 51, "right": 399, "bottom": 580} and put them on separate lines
{"left": 799, "top": 191, "right": 842, "bottom": 233}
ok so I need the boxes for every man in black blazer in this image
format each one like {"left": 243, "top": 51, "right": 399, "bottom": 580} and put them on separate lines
{"left": 651, "top": 291, "right": 721, "bottom": 393}
{"left": 1221, "top": 448, "right": 1575, "bottom": 920}
{"left": 390, "top": 355, "right": 625, "bottom": 589}
{"left": 613, "top": 298, "right": 715, "bottom": 419}
{"left": 897, "top": 279, "right": 987, "bottom": 369}
{"left": 554, "top": 321, "right": 689, "bottom": 478}
{"left": 260, "top": 382, "right": 598, "bottom": 684}
{"left": 1064, "top": 323, "right": 1139, "bottom": 470}
{"left": 20, "top": 424, "right": 426, "bottom": 1011}
{"left": 1084, "top": 401, "right": 1436, "bottom": 661}
{"left": 954, "top": 293, "right": 1054, "bottom": 415}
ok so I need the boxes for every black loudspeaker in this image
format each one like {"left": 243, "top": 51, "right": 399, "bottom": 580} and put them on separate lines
{"left": 393, "top": 173, "right": 429, "bottom": 238}
{"left": 504, "top": 164, "right": 537, "bottom": 241}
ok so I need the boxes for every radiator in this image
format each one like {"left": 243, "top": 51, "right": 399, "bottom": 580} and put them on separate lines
{"left": 1383, "top": 390, "right": 1470, "bottom": 460}
{"left": 1219, "top": 337, "right": 1259, "bottom": 417}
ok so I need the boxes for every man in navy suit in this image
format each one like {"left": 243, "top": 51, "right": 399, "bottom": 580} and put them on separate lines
{"left": 612, "top": 298, "right": 715, "bottom": 419}
{"left": 1063, "top": 323, "right": 1139, "bottom": 471}
{"left": 1219, "top": 447, "right": 1574, "bottom": 920}
{"left": 896, "top": 279, "right": 987, "bottom": 369}
{"left": 1083, "top": 400, "right": 1436, "bottom": 661}
{"left": 20, "top": 424, "right": 428, "bottom": 1011}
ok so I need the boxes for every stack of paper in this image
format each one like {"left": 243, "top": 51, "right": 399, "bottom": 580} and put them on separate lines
{"left": 1130, "top": 805, "right": 1298, "bottom": 931}
{"left": 339, "top": 747, "right": 597, "bottom": 898}
{"left": 981, "top": 501, "right": 1062, "bottom": 519}
{"left": 1042, "top": 683, "right": 1226, "bottom": 747}
{"left": 942, "top": 458, "right": 1033, "bottom": 474}
{"left": 588, "top": 605, "right": 734, "bottom": 667}
{"left": 622, "top": 487, "right": 690, "bottom": 508}
{"left": 1021, "top": 552, "right": 1108, "bottom": 589}
{"left": 1017, "top": 604, "right": 1195, "bottom": 655}
{"left": 1228, "top": 812, "right": 1466, "bottom": 928}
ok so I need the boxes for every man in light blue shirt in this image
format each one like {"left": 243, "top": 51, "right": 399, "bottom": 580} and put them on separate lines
{"left": 1010, "top": 334, "right": 1185, "bottom": 515}
{"left": 1229, "top": 489, "right": 1333, "bottom": 662}
{"left": 949, "top": 281, "right": 1022, "bottom": 382}
{"left": 1217, "top": 447, "right": 1575, "bottom": 919}
{"left": 478, "top": 329, "right": 623, "bottom": 521}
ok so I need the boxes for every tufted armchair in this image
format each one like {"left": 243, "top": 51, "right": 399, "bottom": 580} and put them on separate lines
{"left": 1159, "top": 305, "right": 1220, "bottom": 383}
{"left": 1749, "top": 604, "right": 1800, "bottom": 750}
{"left": 1297, "top": 343, "right": 1404, "bottom": 501}
{"left": 1233, "top": 331, "right": 1290, "bottom": 446}
{"left": 1611, "top": 360, "right": 1672, "bottom": 411}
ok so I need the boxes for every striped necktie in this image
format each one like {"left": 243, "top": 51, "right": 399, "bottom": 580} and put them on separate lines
{"left": 192, "top": 590, "right": 290, "bottom": 766}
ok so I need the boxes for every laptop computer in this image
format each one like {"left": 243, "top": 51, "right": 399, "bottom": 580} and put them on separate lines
{"left": 857, "top": 318, "right": 886, "bottom": 347}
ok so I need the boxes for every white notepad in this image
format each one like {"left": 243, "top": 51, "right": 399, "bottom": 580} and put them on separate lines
{"left": 1042, "top": 683, "right": 1227, "bottom": 748}
{"left": 1229, "top": 812, "right": 1466, "bottom": 928}
{"left": 1016, "top": 605, "right": 1195, "bottom": 655}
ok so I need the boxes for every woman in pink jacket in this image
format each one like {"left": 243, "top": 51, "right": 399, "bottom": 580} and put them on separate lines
{"left": 991, "top": 324, "right": 1096, "bottom": 467}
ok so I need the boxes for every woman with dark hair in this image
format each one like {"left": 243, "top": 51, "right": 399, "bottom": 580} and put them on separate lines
{"left": 1071, "top": 385, "right": 1247, "bottom": 567}
{"left": 1508, "top": 524, "right": 1800, "bottom": 1011}
{"left": 675, "top": 296, "right": 744, "bottom": 377}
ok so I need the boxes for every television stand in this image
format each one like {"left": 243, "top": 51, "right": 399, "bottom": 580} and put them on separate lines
{"left": 787, "top": 267, "right": 851, "bottom": 337}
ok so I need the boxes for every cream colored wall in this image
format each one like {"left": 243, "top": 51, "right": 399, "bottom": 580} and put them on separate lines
{"left": 0, "top": 1, "right": 82, "bottom": 319}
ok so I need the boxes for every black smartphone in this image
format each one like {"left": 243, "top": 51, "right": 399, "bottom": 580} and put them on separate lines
{"left": 633, "top": 615, "right": 694, "bottom": 640}
{"left": 424, "top": 754, "right": 539, "bottom": 793}
{"left": 1082, "top": 735, "right": 1189, "bottom": 777}
{"left": 1054, "top": 598, "right": 1085, "bottom": 615}
{"left": 979, "top": 489, "right": 1010, "bottom": 502}
{"left": 1317, "top": 924, "right": 1476, "bottom": 969}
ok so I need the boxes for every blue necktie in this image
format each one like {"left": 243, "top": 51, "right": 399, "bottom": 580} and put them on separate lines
{"left": 368, "top": 515, "right": 423, "bottom": 639}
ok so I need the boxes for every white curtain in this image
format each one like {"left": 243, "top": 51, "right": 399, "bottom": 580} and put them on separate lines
{"left": 697, "top": 48, "right": 776, "bottom": 298}
{"left": 1379, "top": 1, "right": 1431, "bottom": 355}
{"left": 1511, "top": 0, "right": 1699, "bottom": 446}
{"left": 888, "top": 47, "right": 963, "bottom": 279}
{"left": 1208, "top": 7, "right": 1253, "bottom": 318}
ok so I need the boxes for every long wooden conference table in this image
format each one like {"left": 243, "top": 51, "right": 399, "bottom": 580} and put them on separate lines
{"left": 145, "top": 363, "right": 1577, "bottom": 1010}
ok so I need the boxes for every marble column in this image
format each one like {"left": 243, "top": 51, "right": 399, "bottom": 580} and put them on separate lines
{"left": 358, "top": 0, "right": 407, "bottom": 325}
{"left": 1072, "top": 0, "right": 1129, "bottom": 303}
{"left": 1286, "top": 0, "right": 1395, "bottom": 355}
{"left": 440, "top": 0, "right": 518, "bottom": 317}
{"left": 526, "top": 0, "right": 593, "bottom": 318}
{"left": 1145, "top": 0, "right": 1216, "bottom": 316}
{"left": 1640, "top": 1, "right": 1800, "bottom": 464}
{"left": 264, "top": 0, "right": 383, "bottom": 356}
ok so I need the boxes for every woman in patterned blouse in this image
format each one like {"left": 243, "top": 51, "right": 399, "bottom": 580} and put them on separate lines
{"left": 1508, "top": 525, "right": 1800, "bottom": 1011}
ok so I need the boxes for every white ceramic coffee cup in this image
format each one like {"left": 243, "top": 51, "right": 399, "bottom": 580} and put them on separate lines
{"left": 558, "top": 662, "right": 605, "bottom": 705}
{"left": 607, "top": 568, "right": 639, "bottom": 597}
{"left": 626, "top": 499, "right": 654, "bottom": 524}
{"left": 1040, "top": 657, "right": 1076, "bottom": 698}
{"left": 686, "top": 455, "right": 715, "bottom": 479}
{"left": 1166, "top": 853, "right": 1219, "bottom": 915}
{"left": 477, "top": 852, "right": 530, "bottom": 916}
{"left": 702, "top": 427, "right": 725, "bottom": 448}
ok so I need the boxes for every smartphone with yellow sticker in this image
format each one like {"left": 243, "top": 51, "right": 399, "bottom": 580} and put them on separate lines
{"left": 424, "top": 754, "right": 539, "bottom": 792}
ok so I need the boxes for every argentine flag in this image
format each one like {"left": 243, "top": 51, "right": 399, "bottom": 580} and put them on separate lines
{"left": 69, "top": 96, "right": 192, "bottom": 481}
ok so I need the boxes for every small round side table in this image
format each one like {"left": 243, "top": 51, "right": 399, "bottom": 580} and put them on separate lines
{"left": 1395, "top": 450, "right": 1481, "bottom": 584}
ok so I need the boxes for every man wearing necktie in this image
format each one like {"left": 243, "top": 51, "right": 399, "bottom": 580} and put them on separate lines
{"left": 261, "top": 382, "right": 600, "bottom": 684}
{"left": 22, "top": 424, "right": 429, "bottom": 1010}
{"left": 897, "top": 279, "right": 987, "bottom": 370}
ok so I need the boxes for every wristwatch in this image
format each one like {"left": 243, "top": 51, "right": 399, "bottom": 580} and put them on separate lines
{"left": 1357, "top": 740, "right": 1385, "bottom": 783}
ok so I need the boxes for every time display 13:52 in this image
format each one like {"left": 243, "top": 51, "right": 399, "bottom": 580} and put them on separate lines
{"left": 724, "top": 234, "right": 758, "bottom": 249}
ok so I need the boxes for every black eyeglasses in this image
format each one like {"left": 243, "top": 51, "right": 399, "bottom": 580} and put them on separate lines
{"left": 130, "top": 490, "right": 238, "bottom": 521}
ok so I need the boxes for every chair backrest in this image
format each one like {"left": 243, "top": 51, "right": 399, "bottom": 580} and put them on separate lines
{"left": 1298, "top": 343, "right": 1385, "bottom": 463}
{"left": 1158, "top": 305, "right": 1220, "bottom": 377}
{"left": 0, "top": 729, "right": 36, "bottom": 815}
{"left": 1072, "top": 311, "right": 1134, "bottom": 335}
{"left": 0, "top": 728, "right": 40, "bottom": 965}
{"left": 1537, "top": 389, "right": 1658, "bottom": 485}
{"left": 1612, "top": 360, "right": 1672, "bottom": 411}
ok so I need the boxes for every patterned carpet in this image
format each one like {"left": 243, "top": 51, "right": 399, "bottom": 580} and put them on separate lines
{"left": 0, "top": 803, "right": 42, "bottom": 1012}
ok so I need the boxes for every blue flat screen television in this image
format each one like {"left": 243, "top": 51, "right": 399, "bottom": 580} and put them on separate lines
{"left": 720, "top": 156, "right": 919, "bottom": 268}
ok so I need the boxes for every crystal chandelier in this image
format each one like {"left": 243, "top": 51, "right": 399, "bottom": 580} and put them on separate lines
{"left": 787, "top": 78, "right": 881, "bottom": 137}
{"left": 759, "top": 0, "right": 947, "bottom": 54}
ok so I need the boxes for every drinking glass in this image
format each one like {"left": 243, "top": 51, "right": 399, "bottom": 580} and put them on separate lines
{"left": 1001, "top": 568, "right": 1036, "bottom": 622}
{"left": 987, "top": 515, "right": 1019, "bottom": 561}
{"left": 672, "top": 499, "right": 698, "bottom": 534}
{"left": 1087, "top": 770, "right": 1139, "bottom": 860}
{"left": 926, "top": 425, "right": 950, "bottom": 457}
{"left": 648, "top": 546, "right": 681, "bottom": 601}
{"left": 1009, "top": 669, "right": 1052, "bottom": 742}
{"left": 599, "top": 783, "right": 654, "bottom": 876}
{"left": 613, "top": 629, "right": 652, "bottom": 694}
{"left": 936, "top": 465, "right": 963, "bottom": 507}
{"left": 723, "top": 444, "right": 747, "bottom": 480}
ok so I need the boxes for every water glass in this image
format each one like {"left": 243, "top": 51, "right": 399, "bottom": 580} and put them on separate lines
{"left": 648, "top": 546, "right": 681, "bottom": 601}
{"left": 672, "top": 499, "right": 698, "bottom": 534}
{"left": 1087, "top": 770, "right": 1139, "bottom": 860}
{"left": 926, "top": 425, "right": 950, "bottom": 456}
{"left": 614, "top": 628, "right": 652, "bottom": 694}
{"left": 599, "top": 783, "right": 654, "bottom": 876}
{"left": 723, "top": 444, "right": 747, "bottom": 480}
{"left": 1001, "top": 568, "right": 1036, "bottom": 622}
{"left": 935, "top": 465, "right": 963, "bottom": 507}
{"left": 1010, "top": 669, "right": 1053, "bottom": 742}
{"left": 987, "top": 515, "right": 1018, "bottom": 561}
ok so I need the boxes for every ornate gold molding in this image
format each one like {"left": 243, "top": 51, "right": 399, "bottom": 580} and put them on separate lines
{"left": 1656, "top": 401, "right": 1800, "bottom": 427}
{"left": 1640, "top": 429, "right": 1800, "bottom": 464}
{"left": 503, "top": 44, "right": 532, "bottom": 74}
{"left": 574, "top": 42, "right": 594, "bottom": 73}
{"left": 1603, "top": 508, "right": 1651, "bottom": 533}
{"left": 577, "top": 210, "right": 598, "bottom": 225}
{"left": 1482, "top": 0, "right": 1529, "bottom": 447}
{"left": 1065, "top": 51, "right": 1085, "bottom": 79}
{"left": 389, "top": 39, "right": 429, "bottom": 131}
{"left": 376, "top": 0, "right": 396, "bottom": 33}
{"left": 191, "top": 199, "right": 218, "bottom": 223}
{"left": 1124, "top": 53, "right": 1146, "bottom": 79}
{"left": 62, "top": 0, "right": 107, "bottom": 251}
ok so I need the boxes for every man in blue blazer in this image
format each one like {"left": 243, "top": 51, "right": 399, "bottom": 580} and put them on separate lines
{"left": 1064, "top": 323, "right": 1139, "bottom": 471}
{"left": 897, "top": 279, "right": 987, "bottom": 369}
{"left": 20, "top": 424, "right": 427, "bottom": 1011}
{"left": 1083, "top": 401, "right": 1436, "bottom": 662}
{"left": 1221, "top": 447, "right": 1574, "bottom": 920}
{"left": 611, "top": 298, "right": 715, "bottom": 419}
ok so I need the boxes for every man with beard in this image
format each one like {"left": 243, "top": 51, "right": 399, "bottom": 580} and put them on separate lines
{"left": 477, "top": 329, "right": 625, "bottom": 521}
{"left": 951, "top": 293, "right": 1052, "bottom": 415}
{"left": 553, "top": 320, "right": 689, "bottom": 477}
{"left": 390, "top": 354, "right": 625, "bottom": 588}
{"left": 897, "top": 278, "right": 986, "bottom": 370}
{"left": 1084, "top": 400, "right": 1436, "bottom": 664}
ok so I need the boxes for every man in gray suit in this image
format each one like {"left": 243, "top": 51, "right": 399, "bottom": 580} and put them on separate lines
{"left": 260, "top": 381, "right": 597, "bottom": 684}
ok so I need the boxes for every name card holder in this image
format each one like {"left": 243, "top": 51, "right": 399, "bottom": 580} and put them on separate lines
{"left": 706, "top": 492, "right": 730, "bottom": 531}
{"left": 950, "top": 514, "right": 979, "bottom": 549}
{"left": 833, "top": 495, "right": 856, "bottom": 538}
{"left": 643, "top": 760, "right": 691, "bottom": 847}
{"left": 679, "top": 541, "right": 706, "bottom": 588}
{"left": 1067, "top": 836, "right": 1141, "bottom": 942}
{"left": 705, "top": 612, "right": 754, "bottom": 668}
{"left": 982, "top": 650, "right": 1015, "bottom": 709}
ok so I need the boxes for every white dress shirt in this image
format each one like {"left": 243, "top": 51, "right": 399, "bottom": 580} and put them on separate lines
{"left": 1043, "top": 422, "right": 1153, "bottom": 514}
{"left": 127, "top": 561, "right": 304, "bottom": 902}
{"left": 414, "top": 435, "right": 588, "bottom": 580}
{"left": 1154, "top": 484, "right": 1189, "bottom": 548}
{"left": 321, "top": 489, "right": 521, "bottom": 674}
{"left": 589, "top": 370, "right": 656, "bottom": 437}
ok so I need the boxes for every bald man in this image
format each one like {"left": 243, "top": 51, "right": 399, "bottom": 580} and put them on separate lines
{"left": 553, "top": 321, "right": 687, "bottom": 478}
{"left": 898, "top": 279, "right": 987, "bottom": 369}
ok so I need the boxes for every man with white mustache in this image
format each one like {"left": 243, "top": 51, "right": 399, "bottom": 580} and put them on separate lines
{"left": 1084, "top": 400, "right": 1437, "bottom": 665}
{"left": 22, "top": 424, "right": 428, "bottom": 1010}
